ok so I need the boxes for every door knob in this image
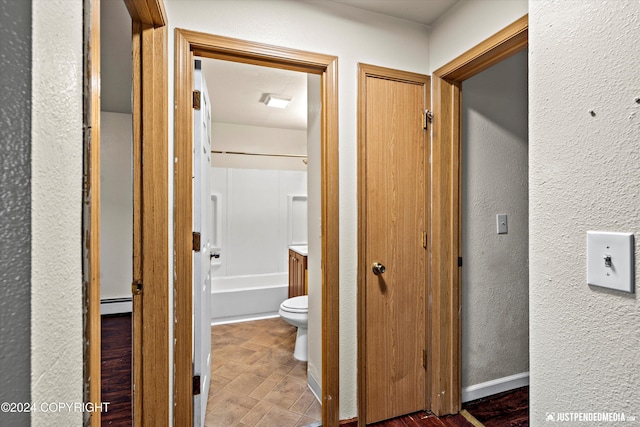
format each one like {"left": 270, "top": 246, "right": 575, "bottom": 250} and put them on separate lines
{"left": 372, "top": 262, "right": 386, "bottom": 275}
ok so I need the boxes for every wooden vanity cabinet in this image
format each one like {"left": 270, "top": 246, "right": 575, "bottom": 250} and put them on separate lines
{"left": 288, "top": 249, "right": 308, "bottom": 298}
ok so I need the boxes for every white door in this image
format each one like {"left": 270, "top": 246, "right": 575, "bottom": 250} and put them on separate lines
{"left": 193, "top": 59, "right": 212, "bottom": 427}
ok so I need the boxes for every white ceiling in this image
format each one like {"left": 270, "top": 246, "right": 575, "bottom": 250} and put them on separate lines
{"left": 328, "top": 0, "right": 458, "bottom": 26}
{"left": 200, "top": 58, "right": 309, "bottom": 130}
{"left": 101, "top": 0, "right": 459, "bottom": 127}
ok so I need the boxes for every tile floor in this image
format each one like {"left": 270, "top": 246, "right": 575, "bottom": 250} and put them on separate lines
{"left": 205, "top": 318, "right": 322, "bottom": 427}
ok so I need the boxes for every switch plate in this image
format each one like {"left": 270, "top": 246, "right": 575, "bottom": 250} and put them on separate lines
{"left": 497, "top": 214, "right": 508, "bottom": 234}
{"left": 587, "top": 231, "right": 634, "bottom": 293}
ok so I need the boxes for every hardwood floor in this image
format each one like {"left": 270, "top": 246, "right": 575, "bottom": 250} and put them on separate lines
{"left": 343, "top": 411, "right": 475, "bottom": 426}
{"left": 463, "top": 386, "right": 529, "bottom": 427}
{"left": 101, "top": 314, "right": 132, "bottom": 426}
{"left": 341, "top": 386, "right": 529, "bottom": 427}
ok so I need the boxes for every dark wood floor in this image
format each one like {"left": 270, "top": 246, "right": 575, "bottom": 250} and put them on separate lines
{"left": 340, "top": 411, "right": 476, "bottom": 426}
{"left": 463, "top": 386, "right": 529, "bottom": 426}
{"left": 101, "top": 314, "right": 528, "bottom": 426}
{"left": 343, "top": 386, "right": 529, "bottom": 427}
{"left": 101, "top": 314, "right": 132, "bottom": 426}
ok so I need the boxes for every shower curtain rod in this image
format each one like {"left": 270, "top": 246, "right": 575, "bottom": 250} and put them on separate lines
{"left": 211, "top": 150, "right": 307, "bottom": 159}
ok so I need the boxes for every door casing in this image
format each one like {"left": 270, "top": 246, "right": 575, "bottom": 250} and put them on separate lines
{"left": 130, "top": 7, "right": 170, "bottom": 426}
{"left": 84, "top": 0, "right": 101, "bottom": 424}
{"left": 357, "top": 63, "right": 431, "bottom": 425}
{"left": 173, "top": 29, "right": 340, "bottom": 426}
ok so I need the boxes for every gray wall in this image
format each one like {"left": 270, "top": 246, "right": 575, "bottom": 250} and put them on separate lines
{"left": 461, "top": 50, "right": 529, "bottom": 389}
{"left": 0, "top": 0, "right": 32, "bottom": 425}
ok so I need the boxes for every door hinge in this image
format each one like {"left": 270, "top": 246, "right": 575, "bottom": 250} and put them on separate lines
{"left": 458, "top": 256, "right": 463, "bottom": 267}
{"left": 192, "top": 232, "right": 201, "bottom": 252}
{"left": 193, "top": 90, "right": 201, "bottom": 110}
{"left": 423, "top": 349, "right": 427, "bottom": 368}
{"left": 131, "top": 280, "right": 142, "bottom": 296}
{"left": 423, "top": 110, "right": 433, "bottom": 130}
{"left": 193, "top": 375, "right": 201, "bottom": 395}
{"left": 422, "top": 232, "right": 428, "bottom": 249}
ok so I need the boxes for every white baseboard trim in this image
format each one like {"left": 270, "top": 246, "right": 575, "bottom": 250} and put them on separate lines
{"left": 462, "top": 371, "right": 529, "bottom": 403}
{"left": 100, "top": 298, "right": 132, "bottom": 315}
{"left": 307, "top": 372, "right": 322, "bottom": 404}
{"left": 211, "top": 313, "right": 280, "bottom": 326}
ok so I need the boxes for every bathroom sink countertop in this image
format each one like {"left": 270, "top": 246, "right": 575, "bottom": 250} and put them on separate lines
{"left": 289, "top": 245, "right": 308, "bottom": 256}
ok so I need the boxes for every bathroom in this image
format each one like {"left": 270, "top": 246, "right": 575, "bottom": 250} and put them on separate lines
{"left": 202, "top": 57, "right": 323, "bottom": 425}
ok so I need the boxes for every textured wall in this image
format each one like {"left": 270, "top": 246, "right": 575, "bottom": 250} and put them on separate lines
{"left": 31, "top": 0, "right": 84, "bottom": 425}
{"left": 529, "top": 1, "right": 640, "bottom": 424}
{"left": 0, "top": 0, "right": 32, "bottom": 425}
{"left": 461, "top": 50, "right": 529, "bottom": 388}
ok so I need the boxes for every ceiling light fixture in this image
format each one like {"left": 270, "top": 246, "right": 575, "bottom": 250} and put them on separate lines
{"left": 263, "top": 93, "right": 292, "bottom": 109}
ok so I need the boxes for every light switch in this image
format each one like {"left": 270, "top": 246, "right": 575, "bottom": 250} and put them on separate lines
{"left": 497, "top": 214, "right": 508, "bottom": 234}
{"left": 587, "top": 231, "right": 634, "bottom": 293}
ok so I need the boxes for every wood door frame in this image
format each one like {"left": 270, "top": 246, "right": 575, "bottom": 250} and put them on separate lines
{"left": 173, "top": 29, "right": 340, "bottom": 426}
{"left": 85, "top": 0, "right": 169, "bottom": 425}
{"left": 83, "top": 0, "right": 101, "bottom": 425}
{"left": 129, "top": 2, "right": 170, "bottom": 424}
{"left": 430, "top": 15, "right": 528, "bottom": 415}
{"left": 357, "top": 63, "right": 431, "bottom": 425}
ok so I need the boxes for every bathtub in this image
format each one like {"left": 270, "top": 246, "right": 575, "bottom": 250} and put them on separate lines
{"left": 210, "top": 272, "right": 288, "bottom": 325}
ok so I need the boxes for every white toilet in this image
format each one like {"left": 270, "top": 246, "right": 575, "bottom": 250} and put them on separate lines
{"left": 279, "top": 295, "right": 308, "bottom": 361}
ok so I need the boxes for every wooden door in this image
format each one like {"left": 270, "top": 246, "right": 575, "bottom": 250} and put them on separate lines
{"left": 359, "top": 64, "right": 430, "bottom": 424}
{"left": 193, "top": 59, "right": 212, "bottom": 427}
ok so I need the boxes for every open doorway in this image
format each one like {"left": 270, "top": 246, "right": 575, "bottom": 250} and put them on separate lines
{"left": 98, "top": 2, "right": 135, "bottom": 420}
{"left": 99, "top": 0, "right": 133, "bottom": 317}
{"left": 196, "top": 56, "right": 322, "bottom": 425}
{"left": 173, "top": 30, "right": 339, "bottom": 426}
{"left": 430, "top": 15, "right": 528, "bottom": 415}
{"left": 459, "top": 49, "right": 529, "bottom": 404}
{"left": 201, "top": 59, "right": 314, "bottom": 327}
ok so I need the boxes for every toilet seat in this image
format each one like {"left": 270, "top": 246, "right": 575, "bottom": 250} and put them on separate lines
{"left": 280, "top": 295, "right": 308, "bottom": 313}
